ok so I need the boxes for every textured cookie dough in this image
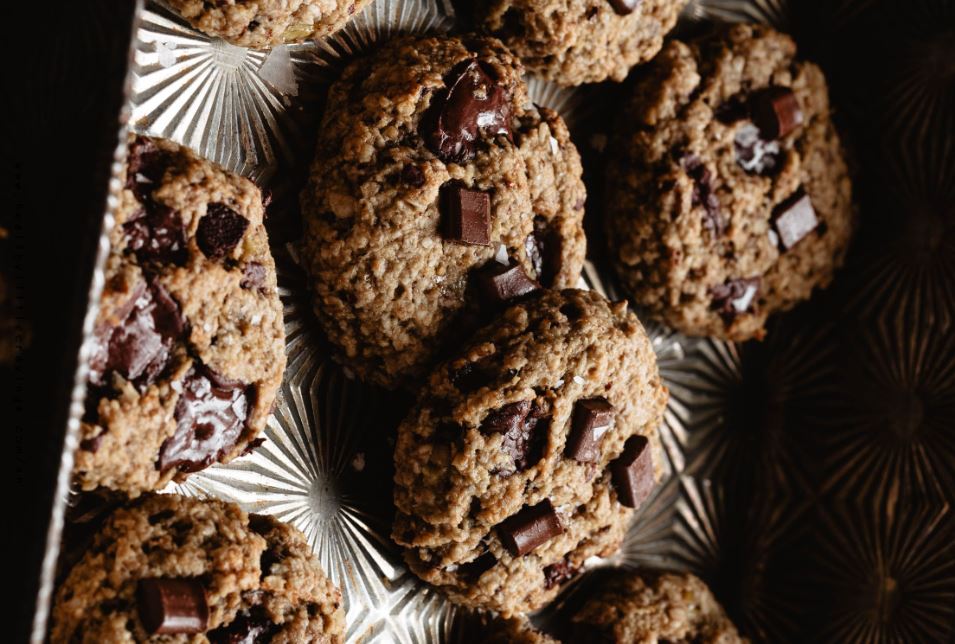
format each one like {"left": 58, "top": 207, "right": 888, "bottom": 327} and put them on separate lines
{"left": 605, "top": 24, "right": 854, "bottom": 341}
{"left": 167, "top": 0, "right": 374, "bottom": 48}
{"left": 74, "top": 135, "right": 285, "bottom": 496}
{"left": 474, "top": 0, "right": 687, "bottom": 86}
{"left": 51, "top": 494, "right": 344, "bottom": 643}
{"left": 393, "top": 289, "right": 668, "bottom": 615}
{"left": 301, "top": 35, "right": 586, "bottom": 389}
{"left": 453, "top": 613, "right": 556, "bottom": 643}
{"left": 569, "top": 572, "right": 746, "bottom": 643}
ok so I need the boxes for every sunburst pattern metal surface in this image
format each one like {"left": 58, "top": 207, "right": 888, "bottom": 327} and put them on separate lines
{"left": 40, "top": 0, "right": 955, "bottom": 641}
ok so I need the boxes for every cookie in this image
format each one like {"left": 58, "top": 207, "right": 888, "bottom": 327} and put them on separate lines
{"left": 167, "top": 0, "right": 374, "bottom": 48}
{"left": 605, "top": 24, "right": 854, "bottom": 340}
{"left": 51, "top": 494, "right": 345, "bottom": 643}
{"left": 452, "top": 613, "right": 556, "bottom": 643}
{"left": 393, "top": 289, "right": 668, "bottom": 615}
{"left": 569, "top": 572, "right": 746, "bottom": 643}
{"left": 300, "top": 35, "right": 587, "bottom": 389}
{"left": 473, "top": 0, "right": 687, "bottom": 86}
{"left": 74, "top": 135, "right": 285, "bottom": 496}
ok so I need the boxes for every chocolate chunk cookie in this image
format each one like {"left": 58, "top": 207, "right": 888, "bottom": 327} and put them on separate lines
{"left": 393, "top": 289, "right": 668, "bottom": 615}
{"left": 166, "top": 0, "right": 374, "bottom": 48}
{"left": 569, "top": 572, "right": 746, "bottom": 643}
{"left": 474, "top": 0, "right": 688, "bottom": 86}
{"left": 300, "top": 35, "right": 587, "bottom": 389}
{"left": 453, "top": 613, "right": 556, "bottom": 643}
{"left": 605, "top": 24, "right": 854, "bottom": 341}
{"left": 74, "top": 135, "right": 285, "bottom": 496}
{"left": 50, "top": 494, "right": 344, "bottom": 643}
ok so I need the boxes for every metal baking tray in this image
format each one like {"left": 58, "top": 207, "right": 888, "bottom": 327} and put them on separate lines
{"left": 30, "top": 0, "right": 955, "bottom": 641}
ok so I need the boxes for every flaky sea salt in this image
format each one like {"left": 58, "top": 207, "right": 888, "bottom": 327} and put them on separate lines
{"left": 549, "top": 136, "right": 560, "bottom": 155}
{"left": 494, "top": 242, "right": 508, "bottom": 265}
{"left": 573, "top": 375, "right": 586, "bottom": 385}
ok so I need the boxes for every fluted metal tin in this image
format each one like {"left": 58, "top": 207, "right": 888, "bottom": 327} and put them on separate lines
{"left": 31, "top": 0, "right": 955, "bottom": 641}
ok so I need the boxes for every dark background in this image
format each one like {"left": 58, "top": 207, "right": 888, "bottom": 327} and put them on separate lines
{"left": 7, "top": 0, "right": 954, "bottom": 641}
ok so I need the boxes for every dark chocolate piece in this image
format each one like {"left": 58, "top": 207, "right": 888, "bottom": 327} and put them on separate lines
{"left": 475, "top": 262, "right": 540, "bottom": 306}
{"left": 88, "top": 280, "right": 185, "bottom": 389}
{"left": 440, "top": 183, "right": 490, "bottom": 246}
{"left": 683, "top": 156, "right": 724, "bottom": 236}
{"left": 450, "top": 361, "right": 495, "bottom": 393}
{"left": 525, "top": 216, "right": 562, "bottom": 286}
{"left": 136, "top": 578, "right": 208, "bottom": 635}
{"left": 158, "top": 366, "right": 250, "bottom": 473}
{"left": 207, "top": 608, "right": 275, "bottom": 644}
{"left": 543, "top": 559, "right": 578, "bottom": 590}
{"left": 608, "top": 0, "right": 641, "bottom": 15}
{"left": 750, "top": 86, "right": 803, "bottom": 140}
{"left": 497, "top": 500, "right": 563, "bottom": 557}
{"left": 123, "top": 204, "right": 187, "bottom": 266}
{"left": 610, "top": 434, "right": 654, "bottom": 509}
{"left": 771, "top": 189, "right": 818, "bottom": 250}
{"left": 709, "top": 277, "right": 760, "bottom": 324}
{"left": 197, "top": 203, "right": 249, "bottom": 259}
{"left": 458, "top": 551, "right": 497, "bottom": 581}
{"left": 401, "top": 164, "right": 426, "bottom": 188}
{"left": 126, "top": 136, "right": 170, "bottom": 202}
{"left": 565, "top": 397, "right": 614, "bottom": 463}
{"left": 734, "top": 122, "right": 782, "bottom": 176}
{"left": 424, "top": 59, "right": 512, "bottom": 163}
{"left": 481, "top": 401, "right": 548, "bottom": 474}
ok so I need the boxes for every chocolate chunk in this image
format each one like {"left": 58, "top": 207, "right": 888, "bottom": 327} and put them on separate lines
{"left": 440, "top": 182, "right": 490, "bottom": 246}
{"left": 608, "top": 0, "right": 641, "bottom": 14}
{"left": 543, "top": 559, "right": 578, "bottom": 590}
{"left": 525, "top": 216, "right": 562, "bottom": 287}
{"left": 450, "top": 361, "right": 495, "bottom": 393}
{"left": 88, "top": 281, "right": 185, "bottom": 389}
{"left": 207, "top": 608, "right": 275, "bottom": 644}
{"left": 710, "top": 277, "right": 760, "bottom": 324}
{"left": 424, "top": 59, "right": 512, "bottom": 163}
{"left": 401, "top": 164, "right": 426, "bottom": 188}
{"left": 197, "top": 203, "right": 249, "bottom": 259}
{"left": 458, "top": 551, "right": 497, "bottom": 582}
{"left": 481, "top": 400, "right": 532, "bottom": 435}
{"left": 475, "top": 262, "right": 540, "bottom": 307}
{"left": 734, "top": 122, "right": 782, "bottom": 176}
{"left": 610, "top": 435, "right": 654, "bottom": 509}
{"left": 682, "top": 156, "right": 724, "bottom": 236}
{"left": 126, "top": 136, "right": 170, "bottom": 202}
{"left": 79, "top": 432, "right": 106, "bottom": 453}
{"left": 158, "top": 366, "right": 250, "bottom": 473}
{"left": 481, "top": 401, "right": 548, "bottom": 474}
{"left": 124, "top": 204, "right": 187, "bottom": 265}
{"left": 565, "top": 397, "right": 615, "bottom": 463}
{"left": 497, "top": 500, "right": 563, "bottom": 557}
{"left": 750, "top": 86, "right": 803, "bottom": 140}
{"left": 771, "top": 189, "right": 818, "bottom": 250}
{"left": 714, "top": 94, "right": 749, "bottom": 123}
{"left": 240, "top": 262, "right": 267, "bottom": 290}
{"left": 136, "top": 578, "right": 208, "bottom": 635}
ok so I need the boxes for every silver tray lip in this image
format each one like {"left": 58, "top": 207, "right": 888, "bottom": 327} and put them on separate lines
{"left": 28, "top": 2, "right": 145, "bottom": 640}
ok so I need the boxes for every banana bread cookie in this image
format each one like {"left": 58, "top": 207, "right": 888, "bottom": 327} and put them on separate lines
{"left": 605, "top": 24, "right": 854, "bottom": 341}
{"left": 393, "top": 289, "right": 668, "bottom": 615}
{"left": 74, "top": 135, "right": 285, "bottom": 496}
{"left": 300, "top": 35, "right": 586, "bottom": 389}
{"left": 473, "top": 0, "right": 687, "bottom": 85}
{"left": 167, "top": 0, "right": 374, "bottom": 48}
{"left": 569, "top": 572, "right": 746, "bottom": 643}
{"left": 51, "top": 494, "right": 344, "bottom": 642}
